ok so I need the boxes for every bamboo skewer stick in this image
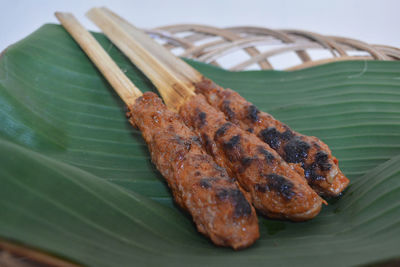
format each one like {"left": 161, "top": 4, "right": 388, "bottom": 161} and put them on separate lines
{"left": 86, "top": 7, "right": 195, "bottom": 111}
{"left": 98, "top": 7, "right": 203, "bottom": 85}
{"left": 55, "top": 12, "right": 142, "bottom": 107}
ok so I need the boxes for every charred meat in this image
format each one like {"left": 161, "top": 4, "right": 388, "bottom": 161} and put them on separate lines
{"left": 195, "top": 78, "right": 349, "bottom": 197}
{"left": 128, "top": 92, "right": 259, "bottom": 249}
{"left": 179, "top": 94, "right": 323, "bottom": 221}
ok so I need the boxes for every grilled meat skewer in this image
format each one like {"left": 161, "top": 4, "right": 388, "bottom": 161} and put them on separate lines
{"left": 129, "top": 92, "right": 259, "bottom": 249}
{"left": 89, "top": 8, "right": 349, "bottom": 197}
{"left": 87, "top": 8, "right": 325, "bottom": 221}
{"left": 195, "top": 78, "right": 350, "bottom": 196}
{"left": 180, "top": 94, "right": 324, "bottom": 220}
{"left": 56, "top": 12, "right": 259, "bottom": 249}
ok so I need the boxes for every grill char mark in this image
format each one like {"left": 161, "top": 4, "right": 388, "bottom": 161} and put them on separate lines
{"left": 247, "top": 105, "right": 260, "bottom": 122}
{"left": 255, "top": 174, "right": 295, "bottom": 200}
{"left": 222, "top": 100, "right": 235, "bottom": 120}
{"left": 257, "top": 146, "right": 275, "bottom": 164}
{"left": 199, "top": 177, "right": 222, "bottom": 189}
{"left": 239, "top": 156, "right": 257, "bottom": 173}
{"left": 284, "top": 137, "right": 310, "bottom": 163}
{"left": 315, "top": 151, "right": 332, "bottom": 171}
{"left": 259, "top": 127, "right": 294, "bottom": 150}
{"left": 303, "top": 151, "right": 332, "bottom": 182}
{"left": 202, "top": 134, "right": 213, "bottom": 155}
{"left": 224, "top": 135, "right": 241, "bottom": 150}
{"left": 172, "top": 135, "right": 192, "bottom": 151}
{"left": 216, "top": 189, "right": 253, "bottom": 218}
{"left": 215, "top": 122, "right": 232, "bottom": 138}
{"left": 197, "top": 111, "right": 207, "bottom": 128}
{"left": 222, "top": 135, "right": 242, "bottom": 162}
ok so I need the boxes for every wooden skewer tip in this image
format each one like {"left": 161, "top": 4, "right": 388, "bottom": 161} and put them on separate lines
{"left": 55, "top": 12, "right": 142, "bottom": 107}
{"left": 86, "top": 8, "right": 200, "bottom": 110}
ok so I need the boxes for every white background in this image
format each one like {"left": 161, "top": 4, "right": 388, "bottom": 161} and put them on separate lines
{"left": 1, "top": 0, "right": 399, "bottom": 64}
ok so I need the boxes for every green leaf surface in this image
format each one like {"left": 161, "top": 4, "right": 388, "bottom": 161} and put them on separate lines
{"left": 0, "top": 24, "right": 399, "bottom": 266}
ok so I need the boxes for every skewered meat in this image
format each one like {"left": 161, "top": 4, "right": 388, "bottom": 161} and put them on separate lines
{"left": 195, "top": 78, "right": 349, "bottom": 197}
{"left": 179, "top": 94, "right": 323, "bottom": 221}
{"left": 55, "top": 12, "right": 259, "bottom": 250}
{"left": 128, "top": 92, "right": 259, "bottom": 249}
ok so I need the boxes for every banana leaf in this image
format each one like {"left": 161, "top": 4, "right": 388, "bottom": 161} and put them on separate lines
{"left": 0, "top": 24, "right": 399, "bottom": 266}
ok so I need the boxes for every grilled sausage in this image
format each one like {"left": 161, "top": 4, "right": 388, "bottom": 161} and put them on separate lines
{"left": 128, "top": 92, "right": 259, "bottom": 249}
{"left": 179, "top": 94, "right": 323, "bottom": 221}
{"left": 195, "top": 78, "right": 349, "bottom": 197}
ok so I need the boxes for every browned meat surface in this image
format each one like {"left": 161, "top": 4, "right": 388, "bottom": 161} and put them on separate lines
{"left": 128, "top": 92, "right": 259, "bottom": 249}
{"left": 179, "top": 94, "right": 323, "bottom": 221}
{"left": 195, "top": 78, "right": 350, "bottom": 197}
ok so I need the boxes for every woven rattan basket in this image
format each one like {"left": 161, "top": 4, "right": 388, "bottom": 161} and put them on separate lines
{"left": 146, "top": 24, "right": 400, "bottom": 71}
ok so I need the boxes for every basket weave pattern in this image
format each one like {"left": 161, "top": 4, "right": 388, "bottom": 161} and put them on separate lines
{"left": 147, "top": 24, "right": 400, "bottom": 70}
